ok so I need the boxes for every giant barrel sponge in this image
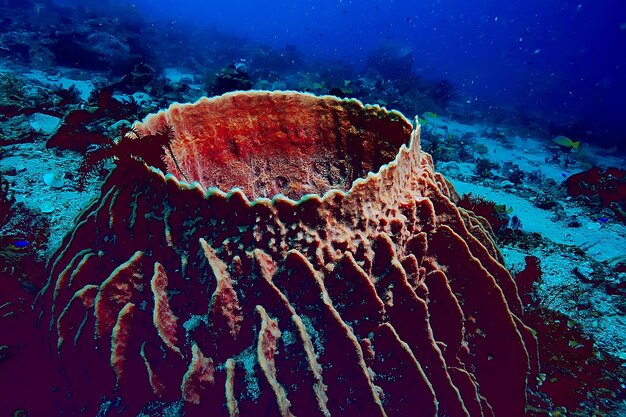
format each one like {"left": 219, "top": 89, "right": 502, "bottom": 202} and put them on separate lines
{"left": 39, "top": 91, "right": 537, "bottom": 416}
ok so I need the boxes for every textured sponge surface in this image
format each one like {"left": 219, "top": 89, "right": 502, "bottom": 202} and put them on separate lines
{"left": 40, "top": 91, "right": 536, "bottom": 417}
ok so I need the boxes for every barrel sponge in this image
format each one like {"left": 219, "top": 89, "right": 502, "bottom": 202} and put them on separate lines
{"left": 39, "top": 91, "right": 537, "bottom": 416}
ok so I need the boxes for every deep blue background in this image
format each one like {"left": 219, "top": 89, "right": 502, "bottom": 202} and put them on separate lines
{"left": 61, "top": 0, "right": 626, "bottom": 146}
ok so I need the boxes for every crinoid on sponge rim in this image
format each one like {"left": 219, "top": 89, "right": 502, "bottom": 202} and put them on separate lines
{"left": 39, "top": 91, "right": 538, "bottom": 417}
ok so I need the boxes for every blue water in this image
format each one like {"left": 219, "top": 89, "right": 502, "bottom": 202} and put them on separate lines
{"left": 108, "top": 0, "right": 626, "bottom": 149}
{"left": 10, "top": 0, "right": 626, "bottom": 146}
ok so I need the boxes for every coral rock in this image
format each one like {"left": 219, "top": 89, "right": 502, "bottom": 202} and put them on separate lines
{"left": 39, "top": 91, "right": 537, "bottom": 416}
{"left": 565, "top": 166, "right": 626, "bottom": 221}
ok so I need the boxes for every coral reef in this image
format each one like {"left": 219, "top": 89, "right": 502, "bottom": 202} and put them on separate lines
{"left": 565, "top": 167, "right": 626, "bottom": 222}
{"left": 0, "top": 172, "right": 13, "bottom": 226}
{"left": 514, "top": 257, "right": 626, "bottom": 416}
{"left": 0, "top": 172, "right": 55, "bottom": 417}
{"left": 46, "top": 88, "right": 141, "bottom": 153}
{"left": 208, "top": 61, "right": 253, "bottom": 96}
{"left": 456, "top": 193, "right": 509, "bottom": 233}
{"left": 39, "top": 91, "right": 536, "bottom": 416}
{"left": 0, "top": 73, "right": 71, "bottom": 120}
{"left": 0, "top": 72, "right": 27, "bottom": 111}
{"left": 0, "top": 172, "right": 49, "bottom": 280}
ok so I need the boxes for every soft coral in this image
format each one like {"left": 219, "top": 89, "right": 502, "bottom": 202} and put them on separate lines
{"left": 77, "top": 125, "right": 188, "bottom": 191}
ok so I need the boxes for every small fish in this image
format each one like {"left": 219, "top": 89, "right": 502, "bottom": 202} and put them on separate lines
{"left": 8, "top": 239, "right": 29, "bottom": 250}
{"left": 494, "top": 204, "right": 513, "bottom": 214}
{"left": 422, "top": 111, "right": 438, "bottom": 119}
{"left": 568, "top": 340, "right": 582, "bottom": 349}
{"left": 554, "top": 136, "right": 581, "bottom": 149}
{"left": 599, "top": 217, "right": 608, "bottom": 223}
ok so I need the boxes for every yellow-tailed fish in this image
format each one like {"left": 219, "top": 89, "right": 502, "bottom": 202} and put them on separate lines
{"left": 423, "top": 111, "right": 438, "bottom": 119}
{"left": 554, "top": 136, "right": 581, "bottom": 149}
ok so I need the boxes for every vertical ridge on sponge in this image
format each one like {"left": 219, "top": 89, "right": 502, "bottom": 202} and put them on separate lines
{"left": 56, "top": 284, "right": 98, "bottom": 350}
{"left": 150, "top": 262, "right": 181, "bottom": 355}
{"left": 201, "top": 238, "right": 243, "bottom": 338}
{"left": 111, "top": 302, "right": 135, "bottom": 385}
{"left": 40, "top": 91, "right": 537, "bottom": 416}
{"left": 94, "top": 251, "right": 143, "bottom": 339}
{"left": 255, "top": 305, "right": 293, "bottom": 417}
{"left": 367, "top": 322, "right": 438, "bottom": 416}
{"left": 225, "top": 357, "right": 239, "bottom": 417}
{"left": 372, "top": 234, "right": 471, "bottom": 417}
{"left": 140, "top": 341, "right": 165, "bottom": 397}
{"left": 181, "top": 343, "right": 215, "bottom": 405}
